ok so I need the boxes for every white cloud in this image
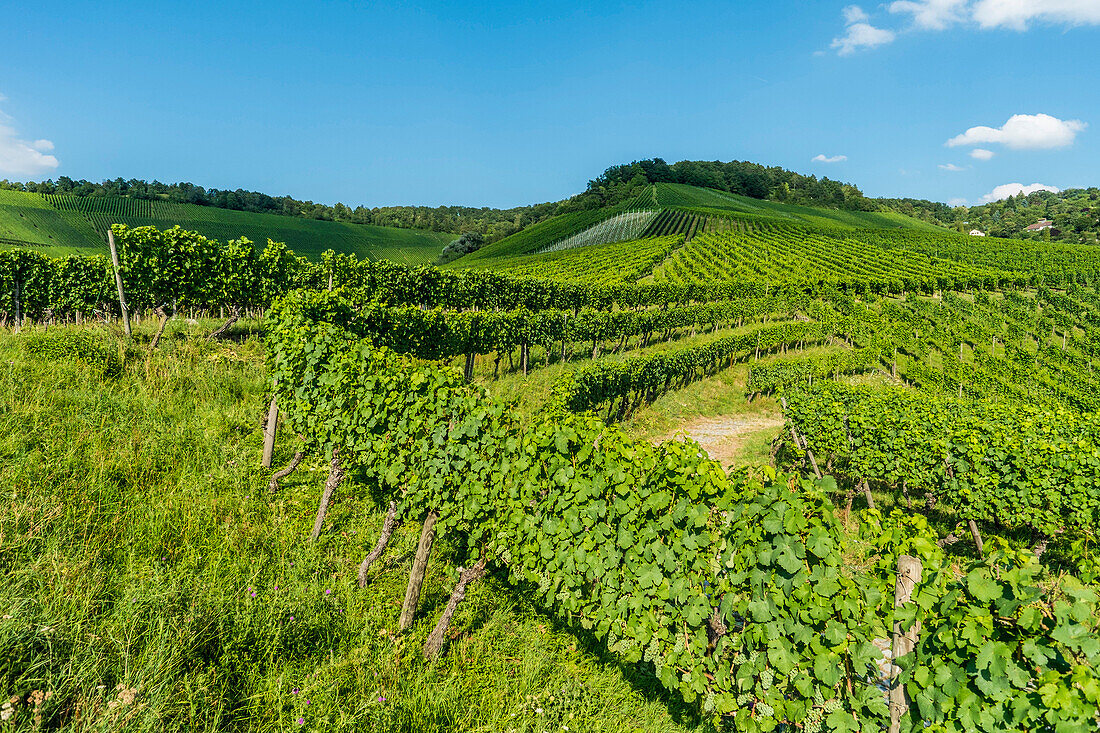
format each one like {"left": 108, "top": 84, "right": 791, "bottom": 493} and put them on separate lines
{"left": 948, "top": 197, "right": 969, "bottom": 206}
{"left": 812, "top": 154, "right": 848, "bottom": 163}
{"left": 831, "top": 6, "right": 897, "bottom": 55}
{"left": 889, "top": 0, "right": 969, "bottom": 29}
{"left": 832, "top": 22, "right": 897, "bottom": 54}
{"left": 938, "top": 162, "right": 967, "bottom": 171}
{"left": 0, "top": 97, "right": 59, "bottom": 177}
{"left": 969, "top": 147, "right": 995, "bottom": 160}
{"left": 972, "top": 0, "right": 1100, "bottom": 30}
{"left": 947, "top": 113, "right": 1086, "bottom": 150}
{"left": 843, "top": 4, "right": 870, "bottom": 23}
{"left": 981, "top": 182, "right": 1060, "bottom": 202}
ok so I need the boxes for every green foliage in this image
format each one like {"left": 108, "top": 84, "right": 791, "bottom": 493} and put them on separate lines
{"left": 785, "top": 384, "right": 1100, "bottom": 553}
{"left": 22, "top": 328, "right": 123, "bottom": 376}
{"left": 266, "top": 288, "right": 1100, "bottom": 730}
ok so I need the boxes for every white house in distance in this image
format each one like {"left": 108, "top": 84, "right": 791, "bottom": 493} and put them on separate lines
{"left": 969, "top": 229, "right": 986, "bottom": 237}
{"left": 1024, "top": 219, "right": 1054, "bottom": 232}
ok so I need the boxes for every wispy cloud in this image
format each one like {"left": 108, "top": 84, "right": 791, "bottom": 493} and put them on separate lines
{"left": 969, "top": 148, "right": 995, "bottom": 160}
{"left": 889, "top": 0, "right": 969, "bottom": 30}
{"left": 812, "top": 154, "right": 848, "bottom": 163}
{"left": 947, "top": 113, "right": 1086, "bottom": 150}
{"left": 938, "top": 163, "right": 968, "bottom": 171}
{"left": 831, "top": 6, "right": 897, "bottom": 55}
{"left": 0, "top": 95, "right": 59, "bottom": 177}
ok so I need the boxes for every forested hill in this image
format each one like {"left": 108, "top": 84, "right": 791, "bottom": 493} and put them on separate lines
{"left": 880, "top": 188, "right": 1100, "bottom": 244}
{"left": 0, "top": 158, "right": 881, "bottom": 246}
{"left": 580, "top": 158, "right": 878, "bottom": 212}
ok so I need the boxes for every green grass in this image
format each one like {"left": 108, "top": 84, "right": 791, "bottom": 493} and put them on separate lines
{"left": 0, "top": 322, "right": 709, "bottom": 733}
{"left": 0, "top": 192, "right": 454, "bottom": 263}
{"left": 0, "top": 189, "right": 102, "bottom": 254}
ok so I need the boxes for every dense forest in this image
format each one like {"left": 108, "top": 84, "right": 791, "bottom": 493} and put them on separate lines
{"left": 879, "top": 188, "right": 1100, "bottom": 244}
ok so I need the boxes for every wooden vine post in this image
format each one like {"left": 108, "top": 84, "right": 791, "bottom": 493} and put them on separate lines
{"left": 107, "top": 228, "right": 132, "bottom": 338}
{"left": 399, "top": 511, "right": 438, "bottom": 631}
{"left": 889, "top": 555, "right": 923, "bottom": 733}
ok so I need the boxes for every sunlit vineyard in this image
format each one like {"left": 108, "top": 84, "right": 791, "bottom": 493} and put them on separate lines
{"left": 5, "top": 181, "right": 1100, "bottom": 733}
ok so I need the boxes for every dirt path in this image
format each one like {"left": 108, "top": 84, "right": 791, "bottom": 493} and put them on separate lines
{"left": 653, "top": 413, "right": 785, "bottom": 467}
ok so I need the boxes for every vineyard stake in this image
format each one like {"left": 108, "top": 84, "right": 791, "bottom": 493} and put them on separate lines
{"left": 967, "top": 519, "right": 984, "bottom": 555}
{"left": 889, "top": 554, "right": 923, "bottom": 733}
{"left": 400, "top": 511, "right": 439, "bottom": 631}
{"left": 107, "top": 229, "right": 132, "bottom": 338}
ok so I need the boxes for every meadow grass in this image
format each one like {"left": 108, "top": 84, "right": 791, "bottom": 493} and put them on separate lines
{"left": 0, "top": 321, "right": 711, "bottom": 733}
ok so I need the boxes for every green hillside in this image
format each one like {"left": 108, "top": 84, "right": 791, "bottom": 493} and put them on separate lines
{"left": 451, "top": 182, "right": 948, "bottom": 271}
{"left": 0, "top": 190, "right": 453, "bottom": 264}
{"left": 652, "top": 182, "right": 945, "bottom": 231}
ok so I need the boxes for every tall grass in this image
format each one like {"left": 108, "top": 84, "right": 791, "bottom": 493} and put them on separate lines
{"left": 0, "top": 321, "right": 707, "bottom": 732}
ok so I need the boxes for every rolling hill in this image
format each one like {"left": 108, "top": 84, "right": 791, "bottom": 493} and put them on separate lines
{"left": 450, "top": 182, "right": 950, "bottom": 273}
{"left": 0, "top": 189, "right": 453, "bottom": 264}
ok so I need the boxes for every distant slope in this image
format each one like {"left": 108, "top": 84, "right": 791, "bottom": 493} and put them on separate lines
{"left": 453, "top": 183, "right": 946, "bottom": 271}
{"left": 0, "top": 191, "right": 453, "bottom": 263}
{"left": 453, "top": 188, "right": 662, "bottom": 266}
{"left": 653, "top": 183, "right": 945, "bottom": 231}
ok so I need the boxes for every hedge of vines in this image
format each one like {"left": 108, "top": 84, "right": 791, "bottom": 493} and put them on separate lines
{"left": 783, "top": 384, "right": 1100, "bottom": 547}
{"left": 0, "top": 223, "right": 1066, "bottom": 325}
{"left": 559, "top": 321, "right": 829, "bottom": 413}
{"left": 266, "top": 288, "right": 1100, "bottom": 731}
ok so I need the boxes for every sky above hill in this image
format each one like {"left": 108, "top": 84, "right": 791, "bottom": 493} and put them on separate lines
{"left": 2, "top": 0, "right": 1099, "bottom": 209}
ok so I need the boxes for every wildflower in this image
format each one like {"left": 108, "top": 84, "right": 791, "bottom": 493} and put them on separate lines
{"left": 378, "top": 696, "right": 386, "bottom": 702}
{"left": 292, "top": 688, "right": 299, "bottom": 695}
{"left": 296, "top": 718, "right": 305, "bottom": 725}
{"left": 289, "top": 616, "right": 295, "bottom": 621}
{"left": 305, "top": 699, "right": 311, "bottom": 705}
{"left": 325, "top": 589, "right": 331, "bottom": 595}
{"left": 275, "top": 586, "right": 279, "bottom": 591}
{"left": 251, "top": 592, "right": 257, "bottom": 598}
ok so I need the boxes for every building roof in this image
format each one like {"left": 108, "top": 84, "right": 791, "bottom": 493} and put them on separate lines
{"left": 1024, "top": 219, "right": 1054, "bottom": 231}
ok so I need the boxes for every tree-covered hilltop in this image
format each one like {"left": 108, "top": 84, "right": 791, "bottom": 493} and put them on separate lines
{"left": 880, "top": 188, "right": 1100, "bottom": 244}
{"left": 580, "top": 158, "right": 877, "bottom": 212}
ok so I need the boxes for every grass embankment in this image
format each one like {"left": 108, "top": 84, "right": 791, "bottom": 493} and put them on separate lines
{"left": 0, "top": 321, "right": 707, "bottom": 733}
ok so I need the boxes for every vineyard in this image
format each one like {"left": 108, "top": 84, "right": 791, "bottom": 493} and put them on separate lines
{"left": 3, "top": 189, "right": 1100, "bottom": 732}
{"left": 0, "top": 189, "right": 452, "bottom": 263}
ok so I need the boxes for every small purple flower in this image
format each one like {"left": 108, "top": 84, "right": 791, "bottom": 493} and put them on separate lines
{"left": 305, "top": 699, "right": 311, "bottom": 705}
{"left": 378, "top": 696, "right": 386, "bottom": 702}
{"left": 292, "top": 688, "right": 300, "bottom": 695}
{"left": 296, "top": 718, "right": 305, "bottom": 725}
{"left": 289, "top": 616, "right": 295, "bottom": 621}
{"left": 250, "top": 592, "right": 256, "bottom": 598}
{"left": 325, "top": 589, "right": 331, "bottom": 595}
{"left": 275, "top": 585, "right": 279, "bottom": 591}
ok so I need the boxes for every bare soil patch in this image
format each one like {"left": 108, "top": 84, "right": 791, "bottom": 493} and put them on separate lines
{"left": 654, "top": 414, "right": 785, "bottom": 467}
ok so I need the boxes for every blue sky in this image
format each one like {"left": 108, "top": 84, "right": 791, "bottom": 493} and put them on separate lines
{"left": 1, "top": 0, "right": 1098, "bottom": 208}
